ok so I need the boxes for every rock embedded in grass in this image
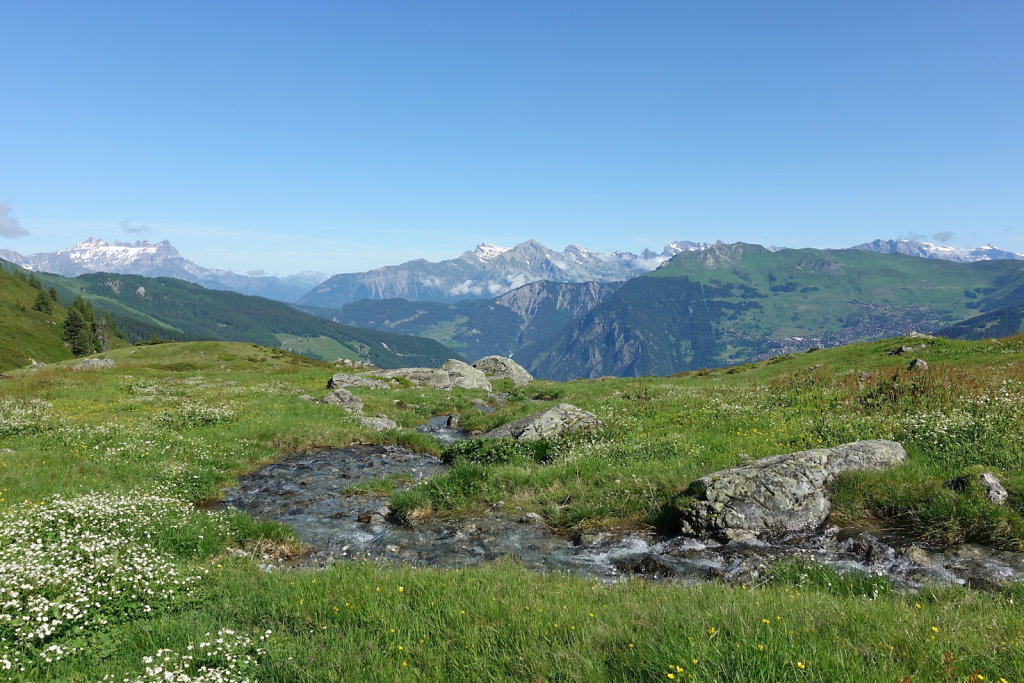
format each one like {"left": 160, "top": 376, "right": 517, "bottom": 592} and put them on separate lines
{"left": 479, "top": 403, "right": 602, "bottom": 441}
{"left": 327, "top": 373, "right": 393, "bottom": 390}
{"left": 322, "top": 388, "right": 364, "bottom": 414}
{"left": 679, "top": 440, "right": 908, "bottom": 543}
{"left": 358, "top": 415, "right": 399, "bottom": 431}
{"left": 365, "top": 360, "right": 493, "bottom": 392}
{"left": 73, "top": 357, "right": 116, "bottom": 370}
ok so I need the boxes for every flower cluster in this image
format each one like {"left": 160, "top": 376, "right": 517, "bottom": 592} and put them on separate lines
{"left": 154, "top": 401, "right": 238, "bottom": 428}
{"left": 0, "top": 492, "right": 214, "bottom": 671}
{"left": 102, "top": 629, "right": 272, "bottom": 683}
{"left": 0, "top": 398, "right": 51, "bottom": 437}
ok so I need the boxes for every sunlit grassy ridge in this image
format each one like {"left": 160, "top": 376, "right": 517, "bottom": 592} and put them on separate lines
{"left": 1, "top": 338, "right": 1023, "bottom": 681}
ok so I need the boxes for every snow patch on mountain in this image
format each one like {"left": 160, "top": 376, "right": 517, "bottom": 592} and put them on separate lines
{"left": 849, "top": 239, "right": 1024, "bottom": 262}
{"left": 472, "top": 243, "right": 511, "bottom": 262}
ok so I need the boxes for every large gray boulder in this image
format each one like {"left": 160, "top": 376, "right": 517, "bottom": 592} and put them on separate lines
{"left": 473, "top": 356, "right": 533, "bottom": 387}
{"left": 680, "top": 440, "right": 907, "bottom": 542}
{"left": 479, "top": 403, "right": 602, "bottom": 442}
{"left": 73, "top": 358, "right": 116, "bottom": 370}
{"left": 358, "top": 415, "right": 399, "bottom": 432}
{"left": 322, "top": 388, "right": 364, "bottom": 414}
{"left": 368, "top": 367, "right": 454, "bottom": 389}
{"left": 327, "top": 373, "right": 393, "bottom": 390}
{"left": 441, "top": 359, "right": 492, "bottom": 391}
{"left": 366, "top": 361, "right": 492, "bottom": 392}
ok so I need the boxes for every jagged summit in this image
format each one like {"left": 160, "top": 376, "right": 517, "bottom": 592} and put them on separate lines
{"left": 471, "top": 243, "right": 511, "bottom": 261}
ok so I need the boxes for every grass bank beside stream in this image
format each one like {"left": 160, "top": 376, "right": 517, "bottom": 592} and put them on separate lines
{"left": 1, "top": 338, "right": 1022, "bottom": 681}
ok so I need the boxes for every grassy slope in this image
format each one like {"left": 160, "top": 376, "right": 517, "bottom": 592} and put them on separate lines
{"left": 22, "top": 269, "right": 458, "bottom": 368}
{"left": 0, "top": 268, "right": 73, "bottom": 370}
{"left": 0, "top": 339, "right": 1022, "bottom": 681}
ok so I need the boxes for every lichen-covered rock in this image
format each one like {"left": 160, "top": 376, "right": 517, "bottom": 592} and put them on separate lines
{"left": 73, "top": 358, "right": 116, "bottom": 370}
{"left": 441, "top": 359, "right": 492, "bottom": 391}
{"left": 908, "top": 358, "right": 929, "bottom": 372}
{"left": 680, "top": 440, "right": 907, "bottom": 542}
{"left": 327, "top": 373, "right": 393, "bottom": 390}
{"left": 322, "top": 388, "right": 364, "bottom": 414}
{"left": 367, "top": 361, "right": 492, "bottom": 392}
{"left": 367, "top": 368, "right": 455, "bottom": 390}
{"left": 472, "top": 356, "right": 533, "bottom": 387}
{"left": 358, "top": 415, "right": 399, "bottom": 431}
{"left": 479, "top": 403, "right": 602, "bottom": 442}
{"left": 979, "top": 473, "right": 1009, "bottom": 505}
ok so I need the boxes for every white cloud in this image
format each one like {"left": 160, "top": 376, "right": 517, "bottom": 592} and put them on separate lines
{"left": 0, "top": 203, "right": 28, "bottom": 238}
{"left": 448, "top": 279, "right": 484, "bottom": 296}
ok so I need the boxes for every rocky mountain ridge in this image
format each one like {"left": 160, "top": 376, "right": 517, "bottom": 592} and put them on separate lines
{"left": 298, "top": 239, "right": 712, "bottom": 308}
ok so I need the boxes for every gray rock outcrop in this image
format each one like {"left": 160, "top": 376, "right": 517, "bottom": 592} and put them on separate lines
{"left": 679, "top": 440, "right": 907, "bottom": 542}
{"left": 366, "top": 360, "right": 492, "bottom": 392}
{"left": 322, "top": 388, "right": 364, "bottom": 414}
{"left": 358, "top": 415, "right": 399, "bottom": 432}
{"left": 979, "top": 473, "right": 1009, "bottom": 505}
{"left": 479, "top": 403, "right": 602, "bottom": 442}
{"left": 441, "top": 359, "right": 493, "bottom": 391}
{"left": 368, "top": 367, "right": 454, "bottom": 389}
{"left": 472, "top": 356, "right": 533, "bottom": 387}
{"left": 908, "top": 358, "right": 929, "bottom": 372}
{"left": 73, "top": 358, "right": 116, "bottom": 370}
{"left": 327, "top": 373, "right": 393, "bottom": 390}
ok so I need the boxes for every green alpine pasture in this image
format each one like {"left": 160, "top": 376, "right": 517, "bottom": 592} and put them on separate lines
{"left": 0, "top": 338, "right": 1022, "bottom": 681}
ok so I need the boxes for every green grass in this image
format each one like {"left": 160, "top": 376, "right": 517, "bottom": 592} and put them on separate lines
{"left": 1, "top": 337, "right": 1024, "bottom": 680}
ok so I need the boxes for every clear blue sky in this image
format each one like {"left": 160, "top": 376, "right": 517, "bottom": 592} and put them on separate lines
{"left": 1, "top": 1, "right": 1021, "bottom": 275}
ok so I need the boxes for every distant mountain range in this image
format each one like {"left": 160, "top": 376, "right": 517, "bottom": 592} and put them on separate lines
{"left": 849, "top": 239, "right": 1024, "bottom": 262}
{"left": 307, "top": 242, "right": 1024, "bottom": 379}
{"left": 0, "top": 238, "right": 327, "bottom": 303}
{"left": 5, "top": 236, "right": 1022, "bottom": 310}
{"left": 298, "top": 239, "right": 712, "bottom": 308}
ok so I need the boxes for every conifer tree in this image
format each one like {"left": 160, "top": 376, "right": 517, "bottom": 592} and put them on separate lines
{"left": 31, "top": 289, "right": 53, "bottom": 314}
{"left": 62, "top": 307, "right": 91, "bottom": 355}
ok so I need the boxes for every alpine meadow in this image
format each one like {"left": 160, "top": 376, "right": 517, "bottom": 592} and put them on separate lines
{"left": 4, "top": 2, "right": 1024, "bottom": 682}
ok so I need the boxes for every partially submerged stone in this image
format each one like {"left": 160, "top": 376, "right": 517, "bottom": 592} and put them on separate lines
{"left": 472, "top": 356, "right": 533, "bottom": 387}
{"left": 479, "top": 403, "right": 602, "bottom": 442}
{"left": 680, "top": 440, "right": 907, "bottom": 542}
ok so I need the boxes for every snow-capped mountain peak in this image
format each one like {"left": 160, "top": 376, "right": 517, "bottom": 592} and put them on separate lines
{"left": 58, "top": 238, "right": 181, "bottom": 269}
{"left": 472, "top": 243, "right": 511, "bottom": 262}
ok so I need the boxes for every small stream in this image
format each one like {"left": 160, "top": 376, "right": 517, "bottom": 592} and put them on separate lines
{"left": 222, "top": 428, "right": 1024, "bottom": 589}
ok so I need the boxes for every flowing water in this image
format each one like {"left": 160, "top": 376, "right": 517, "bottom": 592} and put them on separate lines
{"left": 221, "top": 436, "right": 1024, "bottom": 589}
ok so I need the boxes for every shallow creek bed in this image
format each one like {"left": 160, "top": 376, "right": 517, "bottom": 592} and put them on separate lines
{"left": 220, "top": 443, "right": 1024, "bottom": 590}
